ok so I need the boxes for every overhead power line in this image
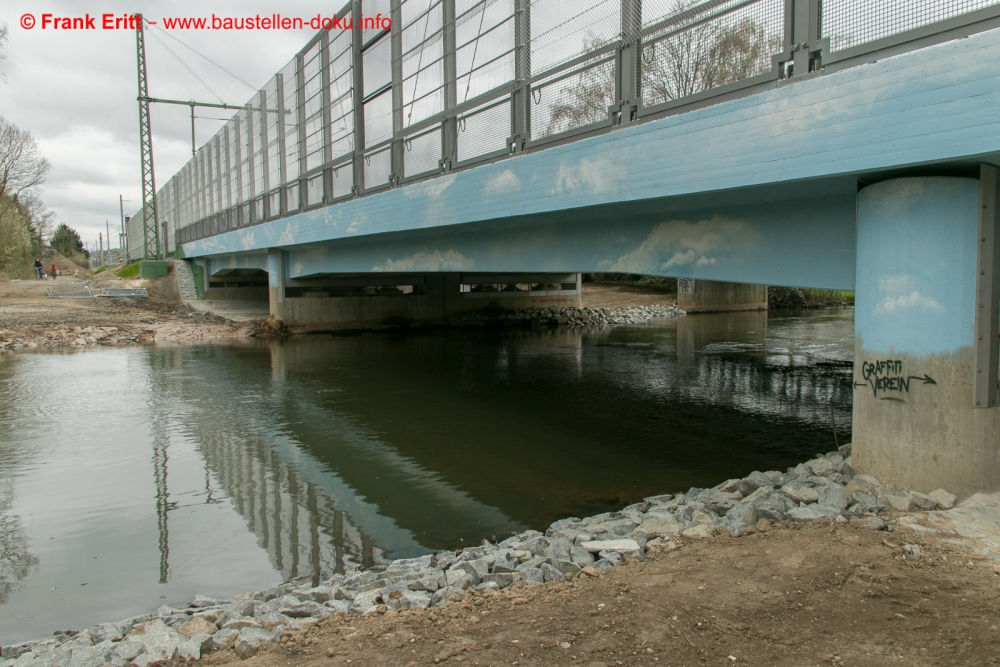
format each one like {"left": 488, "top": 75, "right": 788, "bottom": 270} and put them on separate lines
{"left": 146, "top": 27, "right": 225, "bottom": 104}
{"left": 151, "top": 25, "right": 259, "bottom": 93}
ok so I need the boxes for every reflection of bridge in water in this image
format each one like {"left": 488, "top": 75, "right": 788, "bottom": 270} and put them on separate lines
{"left": 142, "top": 313, "right": 853, "bottom": 576}
{"left": 146, "top": 348, "right": 385, "bottom": 583}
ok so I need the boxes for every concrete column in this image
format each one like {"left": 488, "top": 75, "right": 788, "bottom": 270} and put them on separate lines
{"left": 677, "top": 279, "right": 768, "bottom": 313}
{"left": 852, "top": 177, "right": 1000, "bottom": 498}
{"left": 267, "top": 248, "right": 286, "bottom": 320}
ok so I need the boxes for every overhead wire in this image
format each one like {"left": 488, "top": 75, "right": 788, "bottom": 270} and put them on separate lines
{"left": 145, "top": 24, "right": 226, "bottom": 103}
{"left": 151, "top": 25, "right": 259, "bottom": 92}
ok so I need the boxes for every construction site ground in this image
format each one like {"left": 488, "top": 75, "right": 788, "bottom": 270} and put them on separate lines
{"left": 199, "top": 504, "right": 1000, "bottom": 667}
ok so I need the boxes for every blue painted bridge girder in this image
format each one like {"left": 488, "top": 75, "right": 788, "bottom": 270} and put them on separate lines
{"left": 186, "top": 27, "right": 1000, "bottom": 291}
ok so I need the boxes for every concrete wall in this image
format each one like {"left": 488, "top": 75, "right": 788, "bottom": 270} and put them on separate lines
{"left": 852, "top": 177, "right": 1000, "bottom": 499}
{"left": 677, "top": 279, "right": 768, "bottom": 313}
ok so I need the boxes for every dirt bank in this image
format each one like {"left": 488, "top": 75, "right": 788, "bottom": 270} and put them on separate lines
{"left": 198, "top": 517, "right": 1000, "bottom": 667}
{"left": 0, "top": 277, "right": 252, "bottom": 350}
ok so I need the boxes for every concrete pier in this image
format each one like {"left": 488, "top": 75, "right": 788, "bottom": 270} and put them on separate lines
{"left": 852, "top": 175, "right": 1000, "bottom": 498}
{"left": 677, "top": 279, "right": 768, "bottom": 313}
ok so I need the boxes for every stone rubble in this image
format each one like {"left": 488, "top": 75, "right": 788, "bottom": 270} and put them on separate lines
{"left": 449, "top": 304, "right": 684, "bottom": 327}
{"left": 0, "top": 326, "right": 152, "bottom": 351}
{"left": 0, "top": 443, "right": 960, "bottom": 666}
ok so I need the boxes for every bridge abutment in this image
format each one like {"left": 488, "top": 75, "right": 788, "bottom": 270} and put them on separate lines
{"left": 677, "top": 279, "right": 768, "bottom": 313}
{"left": 852, "top": 175, "right": 1000, "bottom": 499}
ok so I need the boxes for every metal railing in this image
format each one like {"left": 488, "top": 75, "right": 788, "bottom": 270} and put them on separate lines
{"left": 169, "top": 0, "right": 1000, "bottom": 250}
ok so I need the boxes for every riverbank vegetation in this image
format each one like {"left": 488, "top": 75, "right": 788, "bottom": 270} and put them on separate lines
{"left": 0, "top": 115, "right": 53, "bottom": 278}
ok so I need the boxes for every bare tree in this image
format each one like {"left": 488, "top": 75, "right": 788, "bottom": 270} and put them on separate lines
{"left": 0, "top": 116, "right": 51, "bottom": 201}
{"left": 0, "top": 22, "right": 7, "bottom": 83}
{"left": 641, "top": 2, "right": 782, "bottom": 106}
{"left": 540, "top": 0, "right": 781, "bottom": 136}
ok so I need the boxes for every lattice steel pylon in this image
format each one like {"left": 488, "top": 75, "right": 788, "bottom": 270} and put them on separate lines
{"left": 135, "top": 13, "right": 160, "bottom": 259}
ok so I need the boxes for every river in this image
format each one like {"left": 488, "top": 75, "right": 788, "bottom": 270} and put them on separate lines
{"left": 0, "top": 309, "right": 853, "bottom": 643}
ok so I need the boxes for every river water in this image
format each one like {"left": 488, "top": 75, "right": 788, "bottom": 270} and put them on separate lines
{"left": 0, "top": 309, "right": 853, "bottom": 643}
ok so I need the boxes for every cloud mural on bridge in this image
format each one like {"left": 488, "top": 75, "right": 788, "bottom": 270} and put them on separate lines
{"left": 872, "top": 273, "right": 944, "bottom": 315}
{"left": 241, "top": 231, "right": 256, "bottom": 252}
{"left": 484, "top": 169, "right": 520, "bottom": 199}
{"left": 602, "top": 216, "right": 754, "bottom": 275}
{"left": 277, "top": 223, "right": 297, "bottom": 247}
{"left": 550, "top": 157, "right": 622, "bottom": 197}
{"left": 371, "top": 250, "right": 473, "bottom": 272}
{"left": 403, "top": 173, "right": 456, "bottom": 200}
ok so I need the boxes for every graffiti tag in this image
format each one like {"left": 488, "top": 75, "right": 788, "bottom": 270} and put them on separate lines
{"left": 854, "top": 359, "right": 936, "bottom": 399}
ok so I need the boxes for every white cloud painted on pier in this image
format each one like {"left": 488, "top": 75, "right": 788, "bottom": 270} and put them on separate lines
{"left": 371, "top": 250, "right": 473, "bottom": 272}
{"left": 603, "top": 217, "right": 751, "bottom": 274}
{"left": 872, "top": 273, "right": 945, "bottom": 315}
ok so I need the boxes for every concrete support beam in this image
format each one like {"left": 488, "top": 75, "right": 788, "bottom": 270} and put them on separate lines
{"left": 677, "top": 279, "right": 768, "bottom": 314}
{"left": 852, "top": 177, "right": 1000, "bottom": 499}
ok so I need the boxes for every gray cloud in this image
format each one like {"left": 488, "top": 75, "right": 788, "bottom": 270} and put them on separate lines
{"left": 3, "top": 0, "right": 327, "bottom": 247}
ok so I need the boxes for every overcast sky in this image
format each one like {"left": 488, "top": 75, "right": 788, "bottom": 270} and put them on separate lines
{"left": 2, "top": 0, "right": 335, "bottom": 249}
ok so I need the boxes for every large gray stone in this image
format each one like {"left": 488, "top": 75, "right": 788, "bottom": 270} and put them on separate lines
{"left": 700, "top": 491, "right": 740, "bottom": 515}
{"left": 787, "top": 505, "right": 830, "bottom": 521}
{"left": 517, "top": 568, "right": 545, "bottom": 584}
{"left": 634, "top": 516, "right": 684, "bottom": 537}
{"left": 909, "top": 491, "right": 939, "bottom": 511}
{"left": 112, "top": 640, "right": 144, "bottom": 662}
{"left": 539, "top": 563, "right": 565, "bottom": 582}
{"left": 721, "top": 503, "right": 760, "bottom": 536}
{"left": 67, "top": 646, "right": 107, "bottom": 667}
{"left": 807, "top": 458, "right": 835, "bottom": 476}
{"left": 210, "top": 628, "right": 239, "bottom": 651}
{"left": 385, "top": 589, "right": 432, "bottom": 611}
{"left": 177, "top": 638, "right": 203, "bottom": 661}
{"left": 133, "top": 627, "right": 183, "bottom": 663}
{"left": 579, "top": 539, "right": 641, "bottom": 554}
{"left": 818, "top": 485, "right": 849, "bottom": 511}
{"left": 928, "top": 488, "right": 958, "bottom": 509}
{"left": 233, "top": 628, "right": 274, "bottom": 659}
{"left": 738, "top": 471, "right": 775, "bottom": 496}
{"left": 780, "top": 483, "right": 820, "bottom": 505}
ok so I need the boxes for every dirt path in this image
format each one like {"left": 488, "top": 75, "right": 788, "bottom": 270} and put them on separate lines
{"left": 583, "top": 283, "right": 676, "bottom": 309}
{"left": 198, "top": 518, "right": 1000, "bottom": 667}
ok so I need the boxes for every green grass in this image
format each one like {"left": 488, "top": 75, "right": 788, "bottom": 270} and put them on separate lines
{"left": 116, "top": 263, "right": 140, "bottom": 279}
{"left": 89, "top": 266, "right": 107, "bottom": 275}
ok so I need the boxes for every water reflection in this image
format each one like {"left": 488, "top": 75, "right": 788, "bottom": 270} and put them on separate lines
{"left": 0, "top": 309, "right": 853, "bottom": 642}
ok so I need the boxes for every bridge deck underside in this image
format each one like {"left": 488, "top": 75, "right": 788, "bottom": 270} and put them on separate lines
{"left": 190, "top": 27, "right": 1000, "bottom": 291}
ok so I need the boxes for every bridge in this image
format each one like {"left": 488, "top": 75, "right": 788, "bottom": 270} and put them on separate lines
{"left": 132, "top": 1, "right": 1000, "bottom": 499}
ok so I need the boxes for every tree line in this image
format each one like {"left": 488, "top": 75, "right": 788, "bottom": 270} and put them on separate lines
{"left": 0, "top": 22, "right": 87, "bottom": 278}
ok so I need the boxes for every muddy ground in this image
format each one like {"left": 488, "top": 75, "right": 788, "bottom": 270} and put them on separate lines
{"left": 196, "top": 518, "right": 1000, "bottom": 667}
{"left": 0, "top": 274, "right": 250, "bottom": 349}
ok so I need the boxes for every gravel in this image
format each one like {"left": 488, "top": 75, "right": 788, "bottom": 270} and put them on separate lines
{"left": 0, "top": 443, "right": 961, "bottom": 666}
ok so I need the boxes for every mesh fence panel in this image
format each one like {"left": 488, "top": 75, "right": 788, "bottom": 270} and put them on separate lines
{"left": 365, "top": 148, "right": 393, "bottom": 188}
{"left": 455, "top": 0, "right": 516, "bottom": 104}
{"left": 530, "top": 0, "right": 621, "bottom": 76}
{"left": 307, "top": 173, "right": 325, "bottom": 206}
{"left": 402, "top": 0, "right": 446, "bottom": 127}
{"left": 405, "top": 127, "right": 442, "bottom": 176}
{"left": 330, "top": 30, "right": 355, "bottom": 162}
{"left": 640, "top": 0, "right": 784, "bottom": 108}
{"left": 332, "top": 165, "right": 354, "bottom": 199}
{"left": 821, "top": 0, "right": 1000, "bottom": 51}
{"left": 364, "top": 90, "right": 394, "bottom": 147}
{"left": 530, "top": 59, "right": 615, "bottom": 139}
{"left": 458, "top": 100, "right": 510, "bottom": 161}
